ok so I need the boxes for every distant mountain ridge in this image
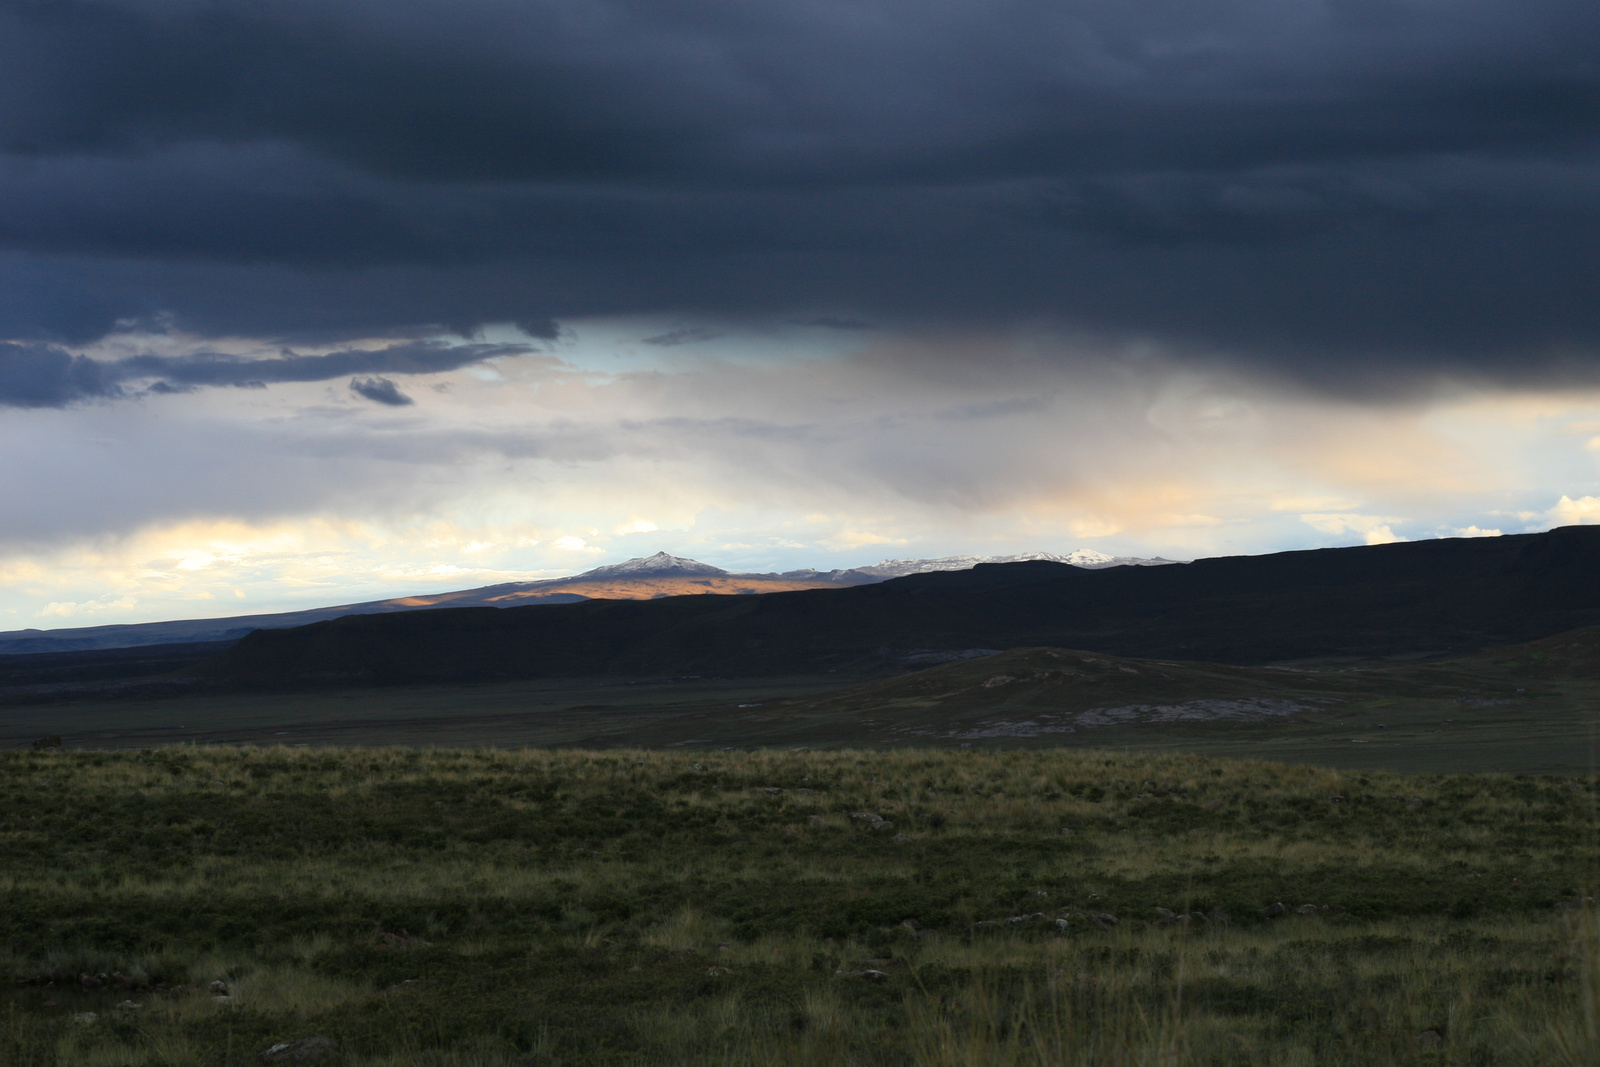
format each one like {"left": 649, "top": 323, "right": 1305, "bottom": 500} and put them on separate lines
{"left": 200, "top": 525, "right": 1600, "bottom": 687}
{"left": 0, "top": 548, "right": 1173, "bottom": 655}
{"left": 845, "top": 550, "right": 1179, "bottom": 579}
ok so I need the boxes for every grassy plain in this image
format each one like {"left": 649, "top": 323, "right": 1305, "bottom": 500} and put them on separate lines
{"left": 8, "top": 629, "right": 1600, "bottom": 775}
{"left": 2, "top": 745, "right": 1597, "bottom": 1065}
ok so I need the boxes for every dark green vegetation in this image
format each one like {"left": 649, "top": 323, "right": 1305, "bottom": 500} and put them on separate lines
{"left": 199, "top": 527, "right": 1600, "bottom": 687}
{"left": 7, "top": 628, "right": 1600, "bottom": 776}
{"left": 775, "top": 628, "right": 1600, "bottom": 775}
{"left": 1, "top": 747, "right": 1596, "bottom": 1065}
{"left": 0, "top": 643, "right": 233, "bottom": 703}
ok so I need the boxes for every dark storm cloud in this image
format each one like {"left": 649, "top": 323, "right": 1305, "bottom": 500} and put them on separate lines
{"left": 641, "top": 327, "right": 723, "bottom": 347}
{"left": 349, "top": 376, "right": 413, "bottom": 406}
{"left": 0, "top": 341, "right": 121, "bottom": 407}
{"left": 0, "top": 0, "right": 1597, "bottom": 382}
{"left": 0, "top": 338, "right": 531, "bottom": 407}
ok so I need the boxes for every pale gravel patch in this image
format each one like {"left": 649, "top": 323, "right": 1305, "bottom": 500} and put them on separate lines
{"left": 895, "top": 697, "right": 1344, "bottom": 738}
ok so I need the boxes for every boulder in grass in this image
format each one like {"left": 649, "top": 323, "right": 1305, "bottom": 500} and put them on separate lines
{"left": 258, "top": 1037, "right": 337, "bottom": 1063}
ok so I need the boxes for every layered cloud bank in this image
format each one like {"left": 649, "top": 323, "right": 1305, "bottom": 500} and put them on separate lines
{"left": 4, "top": 324, "right": 1599, "bottom": 626}
{"left": 0, "top": 0, "right": 1594, "bottom": 377}
{"left": 0, "top": 1, "right": 1597, "bottom": 623}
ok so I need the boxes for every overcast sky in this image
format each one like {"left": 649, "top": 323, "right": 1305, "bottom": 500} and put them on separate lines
{"left": 2, "top": 0, "right": 1598, "bottom": 627}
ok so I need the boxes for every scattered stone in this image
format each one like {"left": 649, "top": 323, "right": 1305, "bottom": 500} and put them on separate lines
{"left": 849, "top": 811, "right": 886, "bottom": 825}
{"left": 115, "top": 1000, "right": 141, "bottom": 1010}
{"left": 1330, "top": 795, "right": 1346, "bottom": 803}
{"left": 1008, "top": 913, "right": 1045, "bottom": 924}
{"left": 1055, "top": 918, "right": 1071, "bottom": 932}
{"left": 71, "top": 1012, "right": 97, "bottom": 1025}
{"left": 209, "top": 980, "right": 230, "bottom": 995}
{"left": 1059, "top": 828, "right": 1073, "bottom": 836}
{"left": 807, "top": 815, "right": 825, "bottom": 825}
{"left": 899, "top": 919, "right": 920, "bottom": 939}
{"left": 1087, "top": 913, "right": 1119, "bottom": 929}
{"left": 1031, "top": 890, "right": 1049, "bottom": 898}
{"left": 79, "top": 973, "right": 105, "bottom": 989}
{"left": 1415, "top": 1030, "right": 1443, "bottom": 1050}
{"left": 890, "top": 833, "right": 909, "bottom": 844}
{"left": 1295, "top": 904, "right": 1320, "bottom": 916}
{"left": 213, "top": 995, "right": 233, "bottom": 1003}
{"left": 1265, "top": 902, "right": 1291, "bottom": 918}
{"left": 981, "top": 675, "right": 1015, "bottom": 688}
{"left": 834, "top": 969, "right": 889, "bottom": 981}
{"left": 706, "top": 966, "right": 730, "bottom": 976}
{"left": 690, "top": 762, "right": 705, "bottom": 771}
{"left": 757, "top": 787, "right": 784, "bottom": 795}
{"left": 972, "top": 920, "right": 1001, "bottom": 930}
{"left": 258, "top": 1036, "right": 337, "bottom": 1063}
{"left": 31, "top": 735, "right": 63, "bottom": 750}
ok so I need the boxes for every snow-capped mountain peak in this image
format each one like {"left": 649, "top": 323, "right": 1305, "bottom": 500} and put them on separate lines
{"left": 578, "top": 551, "right": 729, "bottom": 579}
{"left": 852, "top": 550, "right": 1177, "bottom": 579}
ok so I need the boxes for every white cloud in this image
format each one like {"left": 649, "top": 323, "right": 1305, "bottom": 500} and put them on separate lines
{"left": 552, "top": 535, "right": 603, "bottom": 553}
{"left": 40, "top": 597, "right": 137, "bottom": 618}
{"left": 1269, "top": 495, "right": 1363, "bottom": 513}
{"left": 818, "top": 528, "right": 909, "bottom": 550}
{"left": 614, "top": 518, "right": 658, "bottom": 535}
{"left": 1299, "top": 513, "right": 1407, "bottom": 544}
{"left": 1547, "top": 495, "right": 1600, "bottom": 525}
{"left": 1451, "top": 526, "right": 1502, "bottom": 537}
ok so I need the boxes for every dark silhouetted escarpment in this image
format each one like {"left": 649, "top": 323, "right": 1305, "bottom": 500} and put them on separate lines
{"left": 198, "top": 526, "right": 1600, "bottom": 686}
